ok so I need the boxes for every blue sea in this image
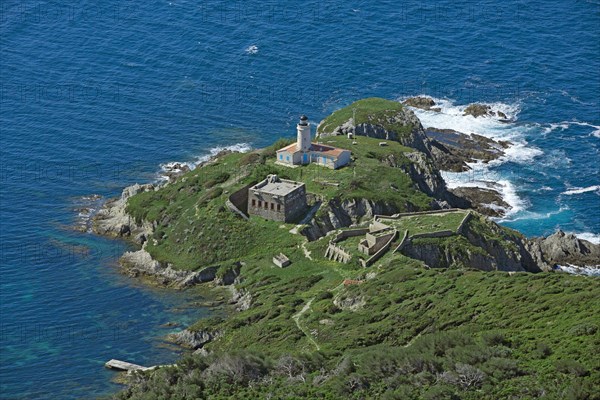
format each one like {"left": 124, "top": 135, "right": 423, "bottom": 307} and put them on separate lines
{"left": 1, "top": 0, "right": 599, "bottom": 398}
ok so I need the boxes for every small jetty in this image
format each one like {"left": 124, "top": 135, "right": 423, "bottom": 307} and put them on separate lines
{"left": 105, "top": 359, "right": 148, "bottom": 372}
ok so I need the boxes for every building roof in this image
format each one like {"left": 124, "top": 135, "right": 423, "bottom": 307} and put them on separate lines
{"left": 276, "top": 142, "right": 350, "bottom": 159}
{"left": 277, "top": 143, "right": 299, "bottom": 153}
{"left": 309, "top": 143, "right": 349, "bottom": 158}
{"left": 251, "top": 175, "right": 304, "bottom": 197}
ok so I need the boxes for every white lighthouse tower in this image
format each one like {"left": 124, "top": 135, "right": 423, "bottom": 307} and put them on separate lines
{"left": 296, "top": 115, "right": 311, "bottom": 152}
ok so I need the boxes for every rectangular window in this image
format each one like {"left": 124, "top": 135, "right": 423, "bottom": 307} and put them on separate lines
{"left": 270, "top": 203, "right": 274, "bottom": 210}
{"left": 286, "top": 156, "right": 290, "bottom": 162}
{"left": 277, "top": 204, "right": 281, "bottom": 211}
{"left": 264, "top": 202, "right": 268, "bottom": 209}
{"left": 279, "top": 154, "right": 283, "bottom": 160}
{"left": 258, "top": 200, "right": 262, "bottom": 208}
{"left": 252, "top": 199, "right": 256, "bottom": 206}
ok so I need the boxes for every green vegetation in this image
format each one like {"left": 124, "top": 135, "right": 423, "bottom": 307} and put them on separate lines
{"left": 125, "top": 135, "right": 432, "bottom": 270}
{"left": 317, "top": 97, "right": 413, "bottom": 138}
{"left": 115, "top": 99, "right": 600, "bottom": 399}
{"left": 116, "top": 253, "right": 600, "bottom": 399}
{"left": 379, "top": 210, "right": 468, "bottom": 235}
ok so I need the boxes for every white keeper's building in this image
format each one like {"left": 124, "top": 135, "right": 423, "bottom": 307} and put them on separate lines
{"left": 276, "top": 115, "right": 351, "bottom": 170}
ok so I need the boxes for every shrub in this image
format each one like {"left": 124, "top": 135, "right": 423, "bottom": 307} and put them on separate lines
{"left": 203, "top": 352, "right": 269, "bottom": 385}
{"left": 237, "top": 152, "right": 261, "bottom": 166}
{"left": 204, "top": 172, "right": 230, "bottom": 188}
{"left": 535, "top": 342, "right": 552, "bottom": 359}
{"left": 482, "top": 332, "right": 510, "bottom": 347}
{"left": 317, "top": 291, "right": 334, "bottom": 300}
{"left": 439, "top": 363, "right": 486, "bottom": 390}
{"left": 568, "top": 323, "right": 598, "bottom": 336}
{"left": 555, "top": 359, "right": 589, "bottom": 377}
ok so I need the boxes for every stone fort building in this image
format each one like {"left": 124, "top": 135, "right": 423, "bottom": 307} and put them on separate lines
{"left": 247, "top": 175, "right": 307, "bottom": 222}
{"left": 276, "top": 115, "right": 351, "bottom": 169}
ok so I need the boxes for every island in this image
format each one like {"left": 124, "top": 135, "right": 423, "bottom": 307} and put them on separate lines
{"left": 92, "top": 98, "right": 600, "bottom": 399}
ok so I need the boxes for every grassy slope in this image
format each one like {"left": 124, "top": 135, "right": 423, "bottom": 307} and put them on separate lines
{"left": 115, "top": 99, "right": 600, "bottom": 399}
{"left": 125, "top": 136, "right": 432, "bottom": 271}
{"left": 116, "top": 249, "right": 600, "bottom": 399}
{"left": 317, "top": 97, "right": 413, "bottom": 137}
{"left": 379, "top": 210, "right": 468, "bottom": 235}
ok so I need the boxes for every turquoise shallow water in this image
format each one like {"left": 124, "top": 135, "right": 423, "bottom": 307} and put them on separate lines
{"left": 1, "top": 0, "right": 599, "bottom": 398}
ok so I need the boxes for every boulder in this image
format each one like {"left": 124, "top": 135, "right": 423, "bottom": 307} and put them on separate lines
{"left": 403, "top": 96, "right": 437, "bottom": 110}
{"left": 463, "top": 104, "right": 492, "bottom": 118}
{"left": 171, "top": 329, "right": 218, "bottom": 350}
{"left": 531, "top": 230, "right": 600, "bottom": 266}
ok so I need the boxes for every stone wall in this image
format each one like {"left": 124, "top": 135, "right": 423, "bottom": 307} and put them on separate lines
{"left": 362, "top": 229, "right": 398, "bottom": 267}
{"left": 325, "top": 243, "right": 352, "bottom": 263}
{"left": 410, "top": 230, "right": 455, "bottom": 240}
{"left": 331, "top": 228, "right": 370, "bottom": 243}
{"left": 393, "top": 230, "right": 410, "bottom": 253}
{"left": 456, "top": 211, "right": 473, "bottom": 234}
{"left": 248, "top": 190, "right": 286, "bottom": 221}
{"left": 226, "top": 182, "right": 256, "bottom": 220}
{"left": 284, "top": 185, "right": 308, "bottom": 222}
{"left": 375, "top": 208, "right": 463, "bottom": 220}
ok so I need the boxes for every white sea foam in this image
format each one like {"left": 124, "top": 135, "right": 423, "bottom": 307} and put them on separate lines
{"left": 159, "top": 143, "right": 252, "bottom": 181}
{"left": 403, "top": 97, "right": 539, "bottom": 219}
{"left": 561, "top": 185, "right": 600, "bottom": 196}
{"left": 404, "top": 96, "right": 542, "bottom": 166}
{"left": 554, "top": 264, "right": 600, "bottom": 277}
{"left": 245, "top": 45, "right": 259, "bottom": 55}
{"left": 442, "top": 164, "right": 527, "bottom": 219}
{"left": 571, "top": 232, "right": 600, "bottom": 245}
{"left": 571, "top": 122, "right": 600, "bottom": 138}
{"left": 542, "top": 122, "right": 569, "bottom": 135}
{"left": 403, "top": 96, "right": 520, "bottom": 131}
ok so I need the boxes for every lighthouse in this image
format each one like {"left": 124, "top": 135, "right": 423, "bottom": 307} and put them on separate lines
{"left": 296, "top": 115, "right": 311, "bottom": 152}
{"left": 276, "top": 113, "right": 351, "bottom": 169}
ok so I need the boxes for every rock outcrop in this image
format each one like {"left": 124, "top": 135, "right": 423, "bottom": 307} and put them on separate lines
{"left": 528, "top": 231, "right": 600, "bottom": 267}
{"left": 403, "top": 96, "right": 440, "bottom": 112}
{"left": 301, "top": 198, "right": 400, "bottom": 241}
{"left": 400, "top": 216, "right": 598, "bottom": 272}
{"left": 119, "top": 247, "right": 220, "bottom": 288}
{"left": 92, "top": 183, "right": 156, "bottom": 241}
{"left": 448, "top": 187, "right": 510, "bottom": 218}
{"left": 463, "top": 103, "right": 508, "bottom": 119}
{"left": 229, "top": 286, "right": 252, "bottom": 311}
{"left": 170, "top": 329, "right": 220, "bottom": 350}
{"left": 319, "top": 105, "right": 431, "bottom": 155}
{"left": 425, "top": 127, "right": 512, "bottom": 172}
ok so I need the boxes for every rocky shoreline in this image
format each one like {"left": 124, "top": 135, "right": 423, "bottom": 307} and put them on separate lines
{"left": 88, "top": 109, "right": 599, "bottom": 282}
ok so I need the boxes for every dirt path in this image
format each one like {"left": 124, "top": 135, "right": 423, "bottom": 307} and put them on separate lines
{"left": 301, "top": 241, "right": 313, "bottom": 260}
{"left": 292, "top": 297, "right": 320, "bottom": 351}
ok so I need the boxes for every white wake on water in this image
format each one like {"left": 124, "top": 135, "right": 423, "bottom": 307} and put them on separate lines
{"left": 541, "top": 120, "right": 600, "bottom": 139}
{"left": 561, "top": 185, "right": 600, "bottom": 196}
{"left": 245, "top": 45, "right": 259, "bottom": 55}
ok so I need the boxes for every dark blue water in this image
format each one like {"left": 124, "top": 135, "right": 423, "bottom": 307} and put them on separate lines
{"left": 1, "top": 0, "right": 599, "bottom": 398}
